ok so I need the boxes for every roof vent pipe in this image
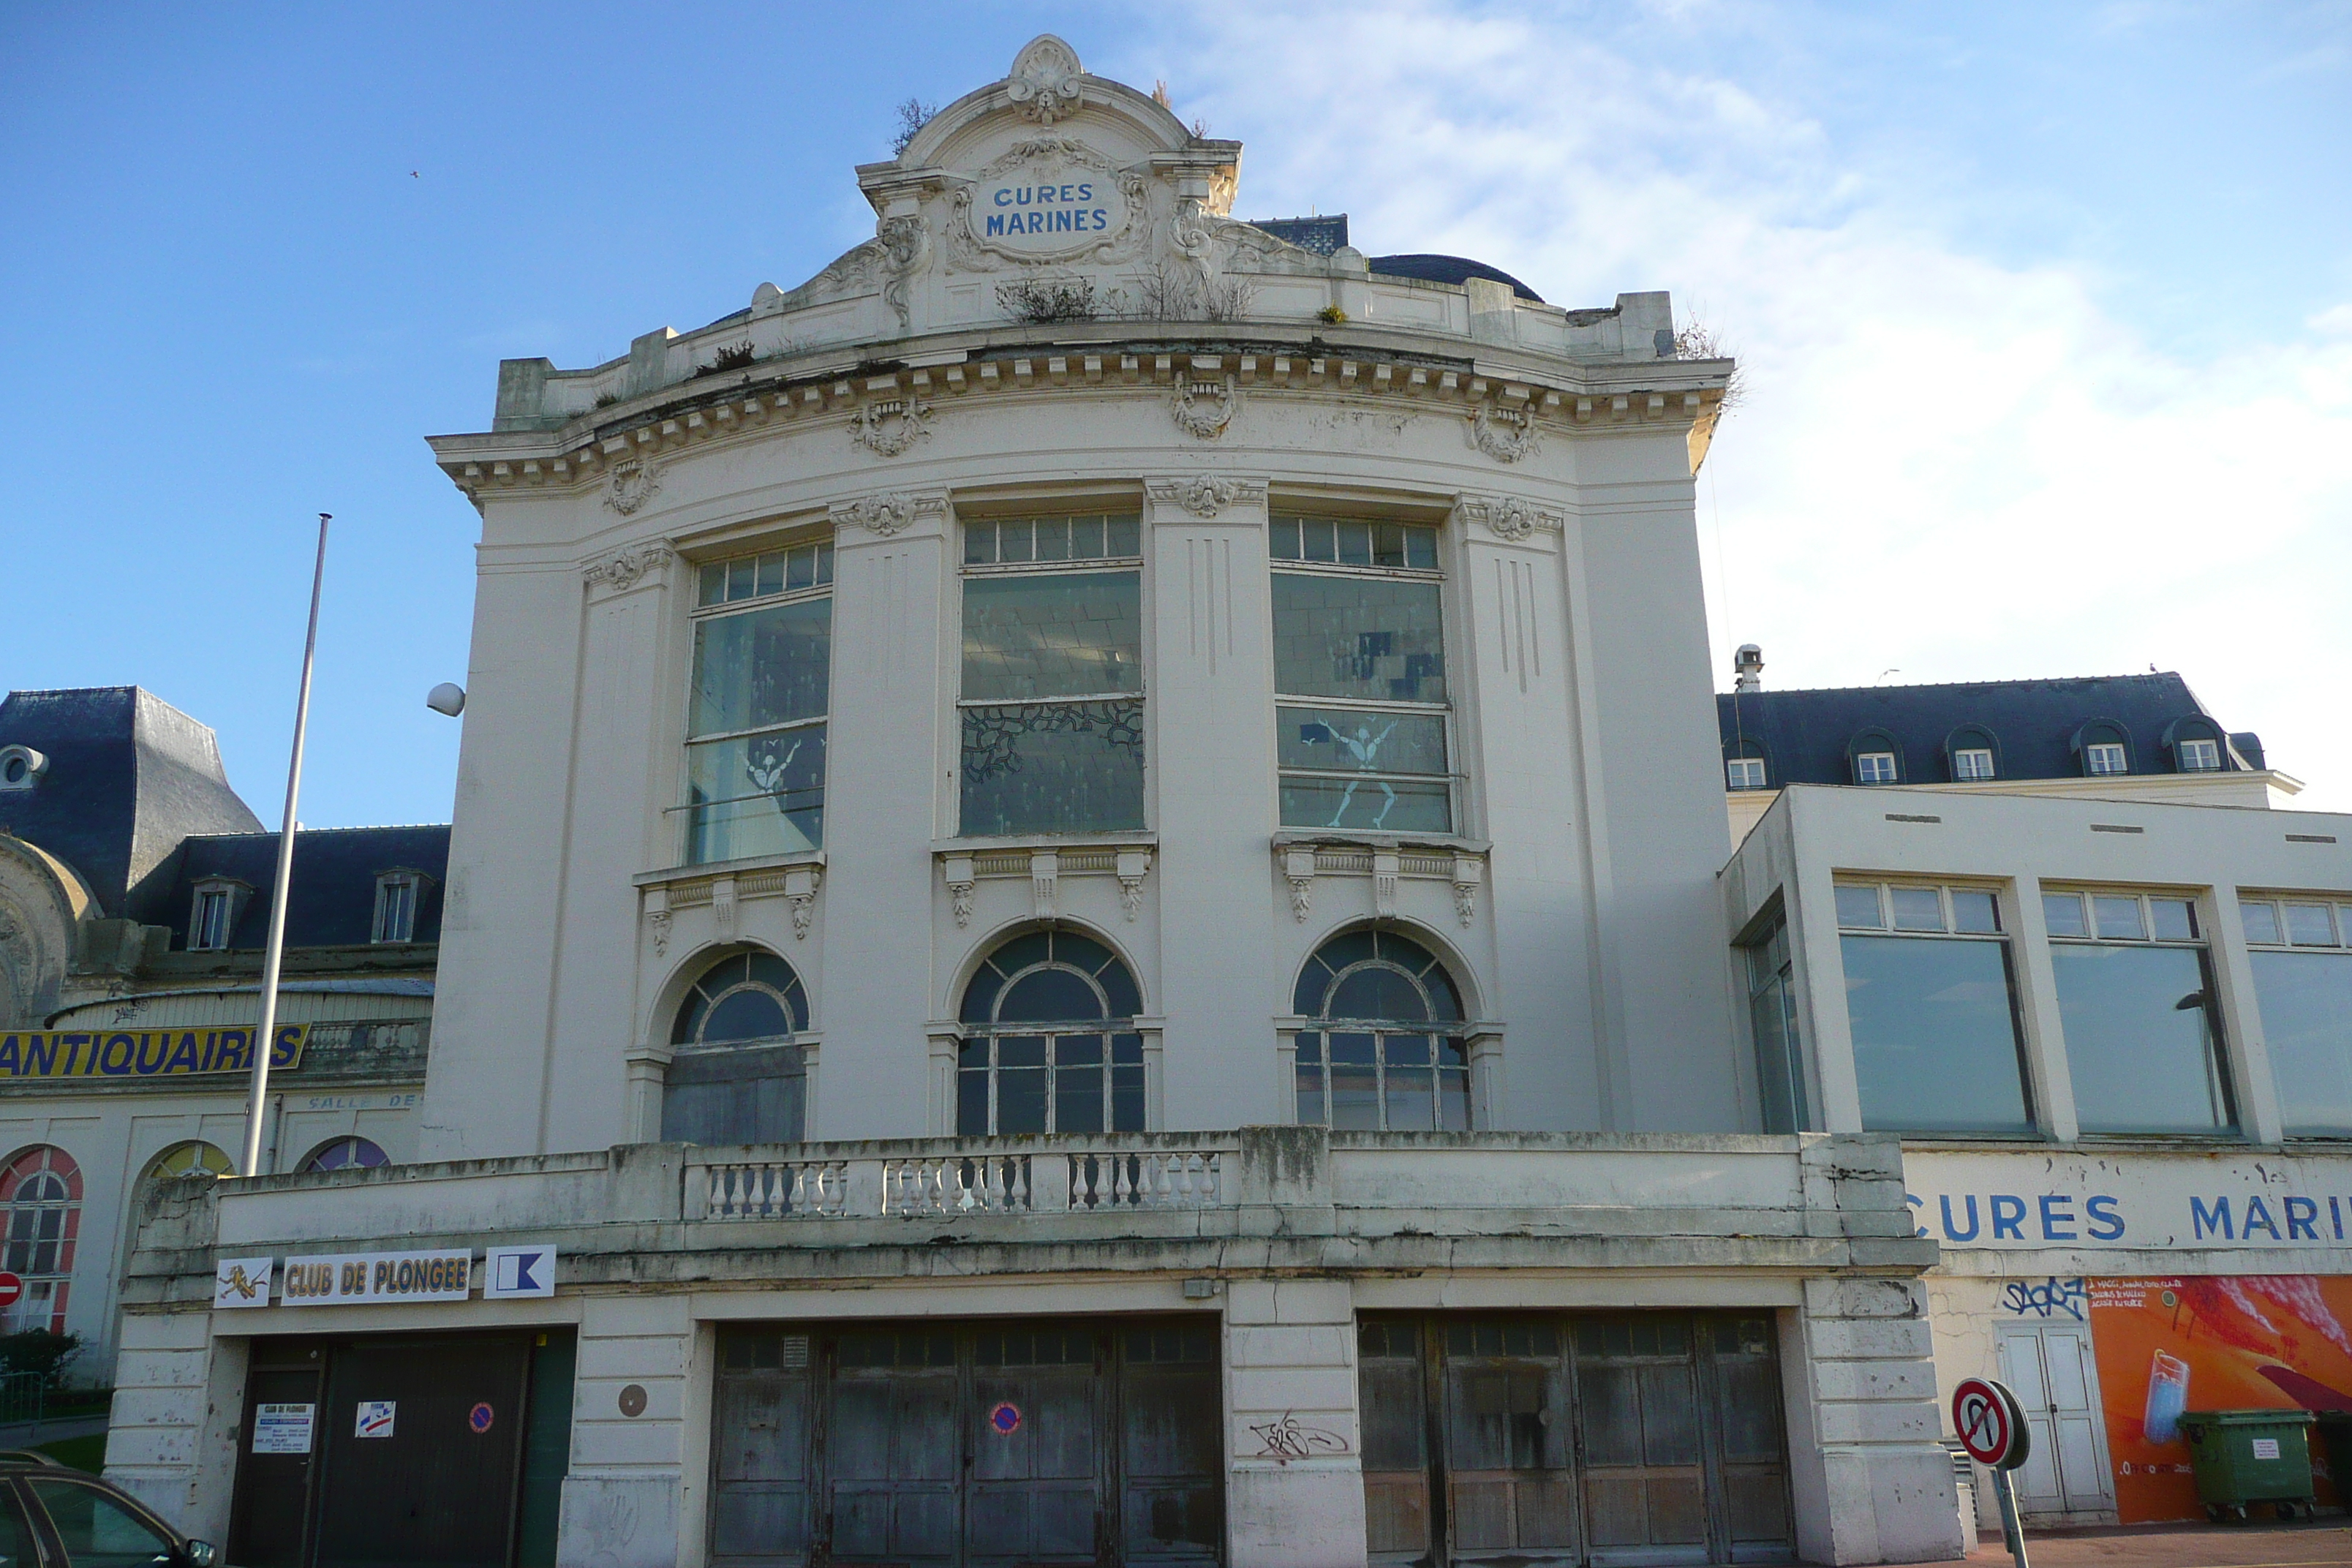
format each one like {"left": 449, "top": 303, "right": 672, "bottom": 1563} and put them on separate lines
{"left": 1733, "top": 644, "right": 1764, "bottom": 693}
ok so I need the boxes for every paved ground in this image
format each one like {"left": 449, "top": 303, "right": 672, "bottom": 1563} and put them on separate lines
{"left": 1956, "top": 1520, "right": 2352, "bottom": 1565}
{"left": 0, "top": 1413, "right": 108, "bottom": 1450}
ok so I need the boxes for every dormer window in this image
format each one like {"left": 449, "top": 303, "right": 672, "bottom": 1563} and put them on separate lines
{"left": 372, "top": 871, "right": 426, "bottom": 945}
{"left": 2177, "top": 738, "right": 2220, "bottom": 772}
{"left": 1953, "top": 749, "right": 1995, "bottom": 781}
{"left": 2072, "top": 720, "right": 2132, "bottom": 777}
{"left": 188, "top": 879, "right": 249, "bottom": 951}
{"left": 1855, "top": 753, "right": 1898, "bottom": 785}
{"left": 1726, "top": 757, "right": 1768, "bottom": 791}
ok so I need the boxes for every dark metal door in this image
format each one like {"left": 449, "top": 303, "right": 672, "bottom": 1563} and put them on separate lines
{"left": 309, "top": 1334, "right": 531, "bottom": 1568}
{"left": 1441, "top": 1321, "right": 1578, "bottom": 1563}
{"left": 228, "top": 1358, "right": 324, "bottom": 1567}
{"left": 713, "top": 1319, "right": 1223, "bottom": 1567}
{"left": 1358, "top": 1320, "right": 1432, "bottom": 1561}
{"left": 827, "top": 1328, "right": 960, "bottom": 1564}
{"left": 968, "top": 1325, "right": 1099, "bottom": 1564}
{"left": 711, "top": 1333, "right": 815, "bottom": 1564}
{"left": 1116, "top": 1322, "right": 1222, "bottom": 1563}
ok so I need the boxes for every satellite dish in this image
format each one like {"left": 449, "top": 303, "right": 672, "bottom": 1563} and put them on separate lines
{"left": 426, "top": 683, "right": 467, "bottom": 717}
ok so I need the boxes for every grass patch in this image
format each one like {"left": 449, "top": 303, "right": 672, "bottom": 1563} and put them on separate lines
{"left": 37, "top": 1432, "right": 105, "bottom": 1473}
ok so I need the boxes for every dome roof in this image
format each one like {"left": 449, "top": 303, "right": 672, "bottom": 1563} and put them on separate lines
{"left": 1368, "top": 253, "right": 1544, "bottom": 304}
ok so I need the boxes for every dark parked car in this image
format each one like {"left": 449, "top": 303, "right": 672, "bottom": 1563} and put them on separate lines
{"left": 0, "top": 1452, "right": 216, "bottom": 1567}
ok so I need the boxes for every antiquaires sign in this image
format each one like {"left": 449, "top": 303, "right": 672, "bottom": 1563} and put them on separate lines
{"left": 0, "top": 1024, "right": 306, "bottom": 1080}
{"left": 280, "top": 1250, "right": 473, "bottom": 1305}
{"left": 1907, "top": 1148, "right": 2352, "bottom": 1252}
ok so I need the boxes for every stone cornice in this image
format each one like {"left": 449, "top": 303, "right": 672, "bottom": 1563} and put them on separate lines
{"left": 432, "top": 342, "right": 1727, "bottom": 503}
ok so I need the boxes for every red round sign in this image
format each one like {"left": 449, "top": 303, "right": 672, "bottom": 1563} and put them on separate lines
{"left": 0, "top": 1273, "right": 21, "bottom": 1311}
{"left": 1953, "top": 1377, "right": 2027, "bottom": 1469}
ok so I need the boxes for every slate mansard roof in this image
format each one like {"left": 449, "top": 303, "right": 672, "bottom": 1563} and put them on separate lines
{"left": 1716, "top": 672, "right": 2265, "bottom": 785}
{"left": 165, "top": 823, "right": 452, "bottom": 951}
{"left": 1244, "top": 214, "right": 1548, "bottom": 302}
{"left": 0, "top": 686, "right": 264, "bottom": 919}
{"left": 1, "top": 685, "right": 451, "bottom": 951}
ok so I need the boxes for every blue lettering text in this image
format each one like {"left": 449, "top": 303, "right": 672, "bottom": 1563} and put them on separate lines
{"left": 1940, "top": 1194, "right": 1981, "bottom": 1242}
{"left": 2243, "top": 1196, "right": 2283, "bottom": 1240}
{"left": 2191, "top": 1196, "right": 2234, "bottom": 1240}
{"left": 2087, "top": 1195, "right": 2125, "bottom": 1240}
{"left": 2039, "top": 1194, "right": 2078, "bottom": 1241}
{"left": 2285, "top": 1196, "right": 2319, "bottom": 1240}
{"left": 1991, "top": 1194, "right": 2026, "bottom": 1240}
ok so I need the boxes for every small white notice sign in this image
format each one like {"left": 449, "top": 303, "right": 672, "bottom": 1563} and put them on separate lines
{"left": 252, "top": 1403, "right": 314, "bottom": 1455}
{"left": 355, "top": 1401, "right": 396, "bottom": 1439}
{"left": 483, "top": 1244, "right": 557, "bottom": 1300}
{"left": 214, "top": 1256, "right": 273, "bottom": 1309}
{"left": 2253, "top": 1437, "right": 2281, "bottom": 1460}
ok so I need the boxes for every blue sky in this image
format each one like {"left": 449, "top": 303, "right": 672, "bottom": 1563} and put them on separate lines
{"left": 4, "top": 1, "right": 2348, "bottom": 824}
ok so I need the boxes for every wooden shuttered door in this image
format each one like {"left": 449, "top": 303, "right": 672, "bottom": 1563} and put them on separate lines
{"left": 1359, "top": 1312, "right": 1795, "bottom": 1567}
{"left": 710, "top": 1317, "right": 1222, "bottom": 1567}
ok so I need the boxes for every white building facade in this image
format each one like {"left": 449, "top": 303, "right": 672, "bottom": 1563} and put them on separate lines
{"left": 106, "top": 39, "right": 1975, "bottom": 1568}
{"left": 1725, "top": 785, "right": 2352, "bottom": 1529}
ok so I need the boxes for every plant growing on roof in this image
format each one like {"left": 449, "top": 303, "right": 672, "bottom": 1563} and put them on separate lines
{"left": 890, "top": 97, "right": 938, "bottom": 158}
{"left": 996, "top": 275, "right": 1099, "bottom": 324}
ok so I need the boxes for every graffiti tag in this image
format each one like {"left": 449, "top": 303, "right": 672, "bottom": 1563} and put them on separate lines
{"left": 1999, "top": 1277, "right": 2087, "bottom": 1320}
{"left": 1248, "top": 1411, "right": 1349, "bottom": 1466}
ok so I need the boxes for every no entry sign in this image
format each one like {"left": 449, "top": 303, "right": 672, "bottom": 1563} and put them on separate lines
{"left": 1953, "top": 1377, "right": 2029, "bottom": 1470}
{"left": 0, "top": 1272, "right": 20, "bottom": 1310}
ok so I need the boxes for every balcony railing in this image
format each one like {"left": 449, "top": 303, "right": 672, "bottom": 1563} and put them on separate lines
{"left": 687, "top": 1136, "right": 1230, "bottom": 1221}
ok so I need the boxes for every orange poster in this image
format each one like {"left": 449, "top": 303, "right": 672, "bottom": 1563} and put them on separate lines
{"left": 2089, "top": 1275, "right": 2352, "bottom": 1522}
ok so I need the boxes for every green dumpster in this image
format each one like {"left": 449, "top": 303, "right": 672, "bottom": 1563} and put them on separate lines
{"left": 2179, "top": 1409, "right": 2318, "bottom": 1521}
{"left": 2315, "top": 1411, "right": 2352, "bottom": 1501}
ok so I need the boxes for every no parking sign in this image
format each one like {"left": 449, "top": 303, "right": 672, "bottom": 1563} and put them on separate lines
{"left": 1952, "top": 1376, "right": 2029, "bottom": 1470}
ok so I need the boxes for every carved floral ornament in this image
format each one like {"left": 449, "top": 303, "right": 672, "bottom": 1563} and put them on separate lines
{"left": 1467, "top": 399, "right": 1541, "bottom": 464}
{"left": 1171, "top": 374, "right": 1238, "bottom": 440}
{"left": 829, "top": 491, "right": 946, "bottom": 537}
{"left": 848, "top": 395, "right": 934, "bottom": 457}
{"left": 1451, "top": 494, "right": 1563, "bottom": 542}
{"left": 1006, "top": 34, "right": 1086, "bottom": 124}
{"left": 604, "top": 457, "right": 662, "bottom": 514}
{"left": 1144, "top": 475, "right": 1267, "bottom": 518}
{"left": 581, "top": 542, "right": 675, "bottom": 591}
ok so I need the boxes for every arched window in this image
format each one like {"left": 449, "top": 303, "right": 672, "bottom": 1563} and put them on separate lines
{"left": 300, "top": 1137, "right": 388, "bottom": 1174}
{"left": 1, "top": 1147, "right": 80, "bottom": 1335}
{"left": 143, "top": 1141, "right": 232, "bottom": 1183}
{"left": 1293, "top": 929, "right": 1471, "bottom": 1131}
{"left": 957, "top": 930, "right": 1143, "bottom": 1135}
{"left": 665, "top": 950, "right": 809, "bottom": 1145}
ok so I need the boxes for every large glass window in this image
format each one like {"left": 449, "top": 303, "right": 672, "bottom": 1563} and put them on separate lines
{"left": 957, "top": 929, "right": 1145, "bottom": 1134}
{"left": 960, "top": 515, "right": 1144, "bottom": 837}
{"left": 665, "top": 950, "right": 810, "bottom": 1145}
{"left": 1742, "top": 911, "right": 1808, "bottom": 1134}
{"left": 1835, "top": 881, "right": 2034, "bottom": 1134}
{"left": 2240, "top": 894, "right": 2352, "bottom": 1137}
{"left": 1293, "top": 927, "right": 1471, "bottom": 1131}
{"left": 1270, "top": 515, "right": 1452, "bottom": 834}
{"left": 0, "top": 1146, "right": 79, "bottom": 1334}
{"left": 685, "top": 540, "right": 834, "bottom": 864}
{"left": 2043, "top": 889, "right": 2234, "bottom": 1134}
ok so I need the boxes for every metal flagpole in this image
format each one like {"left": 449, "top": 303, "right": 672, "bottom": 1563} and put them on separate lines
{"left": 238, "top": 514, "right": 331, "bottom": 1177}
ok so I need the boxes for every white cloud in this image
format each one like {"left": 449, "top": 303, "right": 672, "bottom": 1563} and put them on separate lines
{"left": 1126, "top": 2, "right": 2352, "bottom": 806}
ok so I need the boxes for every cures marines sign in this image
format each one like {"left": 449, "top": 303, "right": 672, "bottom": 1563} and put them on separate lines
{"left": 957, "top": 137, "right": 1144, "bottom": 266}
